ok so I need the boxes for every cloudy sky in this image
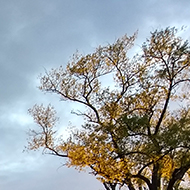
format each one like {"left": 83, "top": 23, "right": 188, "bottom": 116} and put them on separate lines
{"left": 0, "top": 0, "right": 190, "bottom": 190}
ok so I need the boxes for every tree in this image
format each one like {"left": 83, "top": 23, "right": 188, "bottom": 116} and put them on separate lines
{"left": 27, "top": 27, "right": 190, "bottom": 190}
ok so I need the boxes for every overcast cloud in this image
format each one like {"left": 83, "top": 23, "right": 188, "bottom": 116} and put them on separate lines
{"left": 0, "top": 1, "right": 190, "bottom": 190}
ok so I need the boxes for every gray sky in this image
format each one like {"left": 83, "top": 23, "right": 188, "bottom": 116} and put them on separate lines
{"left": 0, "top": 0, "right": 190, "bottom": 190}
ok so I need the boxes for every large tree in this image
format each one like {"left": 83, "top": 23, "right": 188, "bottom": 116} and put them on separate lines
{"left": 28, "top": 27, "right": 190, "bottom": 190}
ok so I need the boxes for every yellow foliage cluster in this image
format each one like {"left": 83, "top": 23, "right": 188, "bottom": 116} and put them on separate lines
{"left": 160, "top": 155, "right": 175, "bottom": 179}
{"left": 60, "top": 140, "right": 131, "bottom": 183}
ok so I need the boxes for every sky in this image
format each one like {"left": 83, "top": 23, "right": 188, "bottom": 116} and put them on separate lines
{"left": 0, "top": 0, "right": 190, "bottom": 190}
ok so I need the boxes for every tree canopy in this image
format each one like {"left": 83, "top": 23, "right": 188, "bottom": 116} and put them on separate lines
{"left": 28, "top": 27, "right": 190, "bottom": 190}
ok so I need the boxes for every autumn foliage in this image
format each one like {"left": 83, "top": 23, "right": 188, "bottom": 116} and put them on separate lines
{"left": 28, "top": 27, "right": 190, "bottom": 190}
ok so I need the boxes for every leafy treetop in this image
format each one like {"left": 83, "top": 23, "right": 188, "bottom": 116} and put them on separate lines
{"left": 28, "top": 27, "right": 190, "bottom": 190}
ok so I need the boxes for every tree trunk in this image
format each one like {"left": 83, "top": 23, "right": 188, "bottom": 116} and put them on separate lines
{"left": 151, "top": 163, "right": 161, "bottom": 190}
{"left": 103, "top": 182, "right": 117, "bottom": 190}
{"left": 167, "top": 165, "right": 190, "bottom": 190}
{"left": 127, "top": 181, "right": 136, "bottom": 190}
